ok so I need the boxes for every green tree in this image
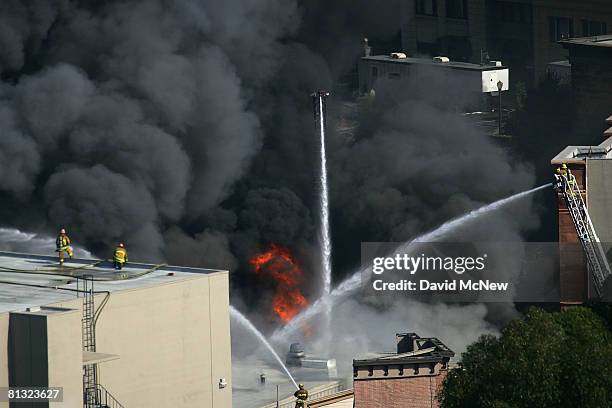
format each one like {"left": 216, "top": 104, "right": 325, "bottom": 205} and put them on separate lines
{"left": 439, "top": 307, "right": 612, "bottom": 408}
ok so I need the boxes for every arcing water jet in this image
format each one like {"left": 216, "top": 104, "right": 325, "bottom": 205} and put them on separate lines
{"left": 272, "top": 183, "right": 552, "bottom": 342}
{"left": 229, "top": 305, "right": 299, "bottom": 389}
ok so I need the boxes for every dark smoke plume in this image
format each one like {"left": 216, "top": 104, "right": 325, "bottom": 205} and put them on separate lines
{"left": 0, "top": 0, "right": 300, "bottom": 261}
{"left": 0, "top": 1, "right": 545, "bottom": 340}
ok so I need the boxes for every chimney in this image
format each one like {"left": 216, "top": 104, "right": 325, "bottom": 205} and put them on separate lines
{"left": 364, "top": 37, "right": 371, "bottom": 57}
{"left": 396, "top": 332, "right": 420, "bottom": 353}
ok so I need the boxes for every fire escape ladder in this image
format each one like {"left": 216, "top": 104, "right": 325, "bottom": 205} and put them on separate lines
{"left": 78, "top": 276, "right": 126, "bottom": 408}
{"left": 81, "top": 275, "right": 98, "bottom": 408}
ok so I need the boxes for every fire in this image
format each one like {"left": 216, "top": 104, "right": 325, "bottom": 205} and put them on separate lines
{"left": 250, "top": 244, "right": 308, "bottom": 323}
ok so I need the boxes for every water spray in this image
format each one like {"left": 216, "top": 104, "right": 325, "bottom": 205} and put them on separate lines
{"left": 312, "top": 91, "right": 333, "bottom": 301}
{"left": 272, "top": 183, "right": 552, "bottom": 341}
{"left": 229, "top": 305, "right": 299, "bottom": 389}
{"left": 0, "top": 227, "right": 93, "bottom": 258}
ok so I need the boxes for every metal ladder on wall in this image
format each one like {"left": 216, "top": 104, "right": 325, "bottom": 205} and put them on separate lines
{"left": 80, "top": 275, "right": 98, "bottom": 407}
{"left": 555, "top": 173, "right": 612, "bottom": 296}
{"left": 76, "top": 276, "right": 125, "bottom": 408}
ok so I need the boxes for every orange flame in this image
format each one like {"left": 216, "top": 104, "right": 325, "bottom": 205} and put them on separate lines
{"left": 250, "top": 245, "right": 308, "bottom": 323}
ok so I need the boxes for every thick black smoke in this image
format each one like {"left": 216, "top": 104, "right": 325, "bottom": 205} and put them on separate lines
{"left": 0, "top": 0, "right": 300, "bottom": 262}
{"left": 326, "top": 69, "right": 538, "bottom": 280}
{"left": 0, "top": 1, "right": 543, "bottom": 331}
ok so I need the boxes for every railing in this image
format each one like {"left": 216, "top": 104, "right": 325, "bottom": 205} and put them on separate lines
{"left": 81, "top": 275, "right": 97, "bottom": 408}
{"left": 83, "top": 384, "right": 125, "bottom": 408}
{"left": 258, "top": 382, "right": 345, "bottom": 408}
{"left": 95, "top": 384, "right": 125, "bottom": 408}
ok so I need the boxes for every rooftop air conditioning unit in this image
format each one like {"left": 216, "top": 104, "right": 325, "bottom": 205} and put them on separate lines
{"left": 490, "top": 60, "right": 503, "bottom": 67}
{"left": 433, "top": 56, "right": 450, "bottom": 63}
{"left": 390, "top": 52, "right": 407, "bottom": 59}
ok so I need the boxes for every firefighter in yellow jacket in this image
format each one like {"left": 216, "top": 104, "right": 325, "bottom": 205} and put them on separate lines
{"left": 294, "top": 384, "right": 308, "bottom": 408}
{"left": 114, "top": 243, "right": 128, "bottom": 270}
{"left": 56, "top": 228, "right": 73, "bottom": 265}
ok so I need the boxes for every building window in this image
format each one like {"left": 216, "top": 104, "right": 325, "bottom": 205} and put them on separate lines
{"left": 416, "top": 0, "right": 437, "bottom": 16}
{"left": 417, "top": 41, "right": 438, "bottom": 56}
{"left": 549, "top": 17, "right": 573, "bottom": 41}
{"left": 497, "top": 1, "right": 532, "bottom": 23}
{"left": 582, "top": 20, "right": 607, "bottom": 36}
{"left": 371, "top": 66, "right": 378, "bottom": 79}
{"left": 446, "top": 0, "right": 467, "bottom": 19}
{"left": 388, "top": 72, "right": 401, "bottom": 80}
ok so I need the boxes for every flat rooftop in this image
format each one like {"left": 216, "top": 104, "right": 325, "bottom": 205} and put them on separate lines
{"left": 0, "top": 251, "right": 226, "bottom": 314}
{"left": 232, "top": 356, "right": 342, "bottom": 408}
{"left": 552, "top": 134, "right": 612, "bottom": 164}
{"left": 560, "top": 35, "right": 612, "bottom": 49}
{"left": 362, "top": 55, "right": 506, "bottom": 72}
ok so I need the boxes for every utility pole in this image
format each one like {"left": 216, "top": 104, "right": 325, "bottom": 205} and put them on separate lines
{"left": 497, "top": 80, "right": 504, "bottom": 136}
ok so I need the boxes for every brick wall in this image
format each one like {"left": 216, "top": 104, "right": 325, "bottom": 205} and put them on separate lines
{"left": 354, "top": 371, "right": 447, "bottom": 408}
{"left": 555, "top": 163, "right": 588, "bottom": 303}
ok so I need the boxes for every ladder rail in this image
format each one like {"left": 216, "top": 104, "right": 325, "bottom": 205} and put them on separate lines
{"left": 556, "top": 173, "right": 611, "bottom": 296}
{"left": 82, "top": 275, "right": 98, "bottom": 408}
{"left": 78, "top": 276, "right": 125, "bottom": 408}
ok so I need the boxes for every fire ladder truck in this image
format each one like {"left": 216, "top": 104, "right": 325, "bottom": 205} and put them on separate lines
{"left": 554, "top": 171, "right": 612, "bottom": 297}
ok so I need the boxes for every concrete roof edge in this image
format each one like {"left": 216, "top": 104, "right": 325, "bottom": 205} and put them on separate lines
{"left": 551, "top": 135, "right": 612, "bottom": 163}
{"left": 0, "top": 250, "right": 227, "bottom": 275}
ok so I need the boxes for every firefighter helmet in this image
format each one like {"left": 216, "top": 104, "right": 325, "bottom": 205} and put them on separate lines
{"left": 60, "top": 228, "right": 66, "bottom": 234}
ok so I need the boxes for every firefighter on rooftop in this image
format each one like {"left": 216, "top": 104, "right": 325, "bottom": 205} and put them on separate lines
{"left": 294, "top": 384, "right": 308, "bottom": 408}
{"left": 56, "top": 228, "right": 73, "bottom": 265}
{"left": 114, "top": 242, "right": 128, "bottom": 270}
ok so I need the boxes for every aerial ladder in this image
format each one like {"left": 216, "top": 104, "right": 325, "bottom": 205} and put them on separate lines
{"left": 554, "top": 169, "right": 612, "bottom": 297}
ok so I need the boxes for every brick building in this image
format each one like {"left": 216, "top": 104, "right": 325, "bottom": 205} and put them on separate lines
{"left": 400, "top": 0, "right": 488, "bottom": 63}
{"left": 353, "top": 333, "right": 454, "bottom": 408}
{"left": 560, "top": 35, "right": 612, "bottom": 138}
{"left": 534, "top": 0, "right": 612, "bottom": 80}
{"left": 551, "top": 116, "right": 612, "bottom": 304}
{"left": 397, "top": 0, "right": 612, "bottom": 84}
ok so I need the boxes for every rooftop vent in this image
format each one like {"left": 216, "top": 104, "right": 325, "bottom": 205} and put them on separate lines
{"left": 390, "top": 52, "right": 407, "bottom": 59}
{"left": 574, "top": 146, "right": 607, "bottom": 157}
{"left": 433, "top": 56, "right": 450, "bottom": 63}
{"left": 490, "top": 60, "right": 503, "bottom": 67}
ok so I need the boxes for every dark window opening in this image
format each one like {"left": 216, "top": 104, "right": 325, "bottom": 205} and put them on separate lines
{"left": 496, "top": 1, "right": 532, "bottom": 23}
{"left": 440, "top": 35, "right": 471, "bottom": 62}
{"left": 446, "top": 0, "right": 467, "bottom": 19}
{"left": 371, "top": 66, "right": 378, "bottom": 79}
{"left": 417, "top": 42, "right": 438, "bottom": 56}
{"left": 388, "top": 72, "right": 401, "bottom": 80}
{"left": 549, "top": 16, "right": 573, "bottom": 41}
{"left": 416, "top": 0, "right": 437, "bottom": 16}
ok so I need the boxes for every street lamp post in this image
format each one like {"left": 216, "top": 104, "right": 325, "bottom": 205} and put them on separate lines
{"left": 497, "top": 80, "right": 503, "bottom": 136}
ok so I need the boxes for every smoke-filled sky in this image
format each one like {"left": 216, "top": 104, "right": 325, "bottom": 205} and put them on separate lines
{"left": 0, "top": 0, "right": 546, "bottom": 342}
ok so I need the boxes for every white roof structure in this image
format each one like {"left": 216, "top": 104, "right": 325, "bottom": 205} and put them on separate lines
{"left": 0, "top": 251, "right": 224, "bottom": 313}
